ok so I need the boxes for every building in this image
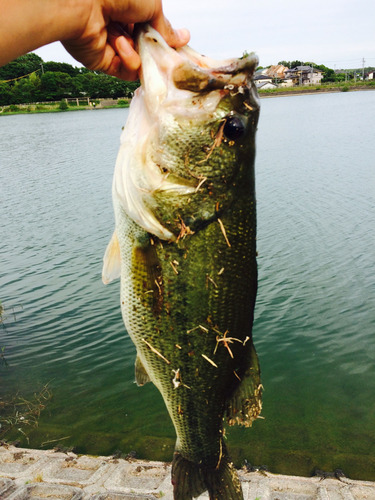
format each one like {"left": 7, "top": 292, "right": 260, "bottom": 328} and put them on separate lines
{"left": 254, "top": 74, "right": 273, "bottom": 88}
{"left": 261, "top": 64, "right": 289, "bottom": 80}
{"left": 256, "top": 81, "right": 278, "bottom": 90}
{"left": 284, "top": 66, "right": 324, "bottom": 85}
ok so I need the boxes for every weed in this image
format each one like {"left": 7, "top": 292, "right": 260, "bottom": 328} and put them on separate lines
{"left": 0, "top": 384, "right": 53, "bottom": 441}
{"left": 33, "top": 473, "right": 43, "bottom": 482}
{"left": 0, "top": 301, "right": 23, "bottom": 326}
{"left": 59, "top": 99, "right": 69, "bottom": 111}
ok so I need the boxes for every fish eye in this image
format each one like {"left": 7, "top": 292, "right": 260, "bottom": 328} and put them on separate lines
{"left": 223, "top": 116, "right": 246, "bottom": 141}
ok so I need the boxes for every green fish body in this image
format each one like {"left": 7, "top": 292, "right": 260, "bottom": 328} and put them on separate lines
{"left": 103, "top": 25, "right": 262, "bottom": 500}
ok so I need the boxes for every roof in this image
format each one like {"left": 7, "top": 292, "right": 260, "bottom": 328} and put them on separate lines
{"left": 254, "top": 74, "right": 273, "bottom": 80}
{"left": 287, "top": 66, "right": 323, "bottom": 73}
{"left": 257, "top": 82, "right": 278, "bottom": 89}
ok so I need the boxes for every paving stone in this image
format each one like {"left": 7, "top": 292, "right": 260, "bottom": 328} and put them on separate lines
{"left": 5, "top": 483, "right": 83, "bottom": 500}
{"left": 89, "top": 493, "right": 156, "bottom": 500}
{"left": 0, "top": 449, "right": 48, "bottom": 479}
{"left": 1, "top": 445, "right": 375, "bottom": 500}
{"left": 0, "top": 477, "right": 16, "bottom": 497}
{"left": 103, "top": 461, "right": 169, "bottom": 493}
{"left": 42, "top": 456, "right": 111, "bottom": 486}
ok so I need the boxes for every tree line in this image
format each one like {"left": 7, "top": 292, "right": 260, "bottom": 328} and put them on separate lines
{"left": 0, "top": 53, "right": 140, "bottom": 106}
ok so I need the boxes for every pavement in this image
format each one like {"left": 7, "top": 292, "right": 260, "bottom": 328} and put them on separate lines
{"left": 1, "top": 444, "right": 375, "bottom": 500}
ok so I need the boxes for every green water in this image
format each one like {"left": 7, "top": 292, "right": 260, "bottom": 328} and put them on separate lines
{"left": 1, "top": 93, "right": 374, "bottom": 479}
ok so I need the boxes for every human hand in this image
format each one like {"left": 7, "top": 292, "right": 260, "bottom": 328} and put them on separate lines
{"left": 62, "top": 0, "right": 190, "bottom": 80}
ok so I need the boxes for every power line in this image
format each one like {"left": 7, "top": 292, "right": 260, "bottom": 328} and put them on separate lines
{"left": 0, "top": 69, "right": 40, "bottom": 83}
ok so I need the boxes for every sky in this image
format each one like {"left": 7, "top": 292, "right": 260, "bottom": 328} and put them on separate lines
{"left": 34, "top": 0, "right": 375, "bottom": 70}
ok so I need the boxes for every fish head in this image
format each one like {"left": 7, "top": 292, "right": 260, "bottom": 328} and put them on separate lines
{"left": 114, "top": 25, "right": 260, "bottom": 241}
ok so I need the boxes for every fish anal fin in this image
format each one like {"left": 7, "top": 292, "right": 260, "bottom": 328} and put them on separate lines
{"left": 226, "top": 342, "right": 263, "bottom": 427}
{"left": 135, "top": 355, "right": 151, "bottom": 386}
{"left": 132, "top": 238, "right": 163, "bottom": 316}
{"left": 102, "top": 229, "right": 121, "bottom": 284}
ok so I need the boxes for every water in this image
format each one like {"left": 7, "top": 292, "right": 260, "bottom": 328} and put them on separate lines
{"left": 1, "top": 93, "right": 374, "bottom": 479}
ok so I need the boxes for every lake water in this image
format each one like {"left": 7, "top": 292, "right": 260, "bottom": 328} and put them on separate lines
{"left": 1, "top": 91, "right": 374, "bottom": 480}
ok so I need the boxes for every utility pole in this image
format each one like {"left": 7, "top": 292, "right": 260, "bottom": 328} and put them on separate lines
{"left": 362, "top": 57, "right": 365, "bottom": 80}
{"left": 40, "top": 62, "right": 44, "bottom": 74}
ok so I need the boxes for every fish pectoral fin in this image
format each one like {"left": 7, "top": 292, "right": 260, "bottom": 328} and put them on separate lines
{"left": 225, "top": 342, "right": 263, "bottom": 427}
{"left": 102, "top": 229, "right": 121, "bottom": 284}
{"left": 133, "top": 238, "right": 164, "bottom": 316}
{"left": 135, "top": 355, "right": 151, "bottom": 386}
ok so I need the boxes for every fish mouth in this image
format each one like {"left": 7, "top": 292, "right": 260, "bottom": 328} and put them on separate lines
{"left": 136, "top": 24, "right": 259, "bottom": 115}
{"left": 112, "top": 26, "right": 259, "bottom": 242}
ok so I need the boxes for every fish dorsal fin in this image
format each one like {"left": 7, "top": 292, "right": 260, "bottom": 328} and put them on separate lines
{"left": 135, "top": 355, "right": 151, "bottom": 386}
{"left": 225, "top": 342, "right": 263, "bottom": 427}
{"left": 102, "top": 230, "right": 121, "bottom": 284}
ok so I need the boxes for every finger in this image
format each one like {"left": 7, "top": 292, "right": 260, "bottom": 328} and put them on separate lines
{"left": 151, "top": 15, "right": 190, "bottom": 48}
{"left": 81, "top": 37, "right": 139, "bottom": 81}
{"left": 113, "top": 36, "right": 140, "bottom": 80}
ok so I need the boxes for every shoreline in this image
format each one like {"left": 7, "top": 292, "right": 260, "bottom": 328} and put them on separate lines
{"left": 1, "top": 86, "right": 374, "bottom": 116}
{"left": 259, "top": 85, "right": 375, "bottom": 98}
{"left": 1, "top": 444, "right": 375, "bottom": 499}
{"left": 0, "top": 104, "right": 130, "bottom": 117}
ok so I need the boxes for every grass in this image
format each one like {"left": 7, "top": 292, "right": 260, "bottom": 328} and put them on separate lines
{"left": 259, "top": 80, "right": 375, "bottom": 96}
{"left": 0, "top": 100, "right": 130, "bottom": 116}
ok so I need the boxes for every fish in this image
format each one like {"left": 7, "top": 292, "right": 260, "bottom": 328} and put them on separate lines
{"left": 102, "top": 24, "right": 262, "bottom": 500}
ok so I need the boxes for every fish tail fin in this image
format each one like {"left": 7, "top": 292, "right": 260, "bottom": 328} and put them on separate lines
{"left": 172, "top": 451, "right": 206, "bottom": 500}
{"left": 172, "top": 445, "right": 243, "bottom": 500}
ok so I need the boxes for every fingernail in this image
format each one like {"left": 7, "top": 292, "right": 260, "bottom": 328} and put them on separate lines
{"left": 176, "top": 29, "right": 190, "bottom": 43}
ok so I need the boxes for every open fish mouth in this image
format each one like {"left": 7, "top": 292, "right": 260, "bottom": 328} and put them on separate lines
{"left": 136, "top": 24, "right": 259, "bottom": 116}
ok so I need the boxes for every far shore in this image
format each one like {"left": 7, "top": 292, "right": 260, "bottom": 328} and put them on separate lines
{"left": 1, "top": 84, "right": 375, "bottom": 116}
{"left": 259, "top": 84, "right": 375, "bottom": 98}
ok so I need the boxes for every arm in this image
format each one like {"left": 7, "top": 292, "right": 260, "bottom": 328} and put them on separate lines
{"left": 0, "top": 0, "right": 189, "bottom": 80}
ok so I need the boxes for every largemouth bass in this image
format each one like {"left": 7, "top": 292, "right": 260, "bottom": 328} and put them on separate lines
{"left": 103, "top": 25, "right": 262, "bottom": 500}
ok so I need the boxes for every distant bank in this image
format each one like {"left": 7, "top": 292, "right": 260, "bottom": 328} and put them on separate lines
{"left": 258, "top": 82, "right": 375, "bottom": 98}
{"left": 0, "top": 98, "right": 130, "bottom": 116}
{"left": 1, "top": 84, "right": 375, "bottom": 115}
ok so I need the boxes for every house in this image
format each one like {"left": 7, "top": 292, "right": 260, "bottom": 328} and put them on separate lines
{"left": 254, "top": 74, "right": 273, "bottom": 88}
{"left": 257, "top": 81, "right": 278, "bottom": 90}
{"left": 284, "top": 66, "right": 324, "bottom": 85}
{"left": 367, "top": 71, "right": 374, "bottom": 80}
{"left": 278, "top": 79, "right": 294, "bottom": 88}
{"left": 261, "top": 64, "right": 289, "bottom": 80}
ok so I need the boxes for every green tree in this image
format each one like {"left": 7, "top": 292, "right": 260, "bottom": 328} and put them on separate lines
{"left": 0, "top": 53, "right": 43, "bottom": 80}
{"left": 0, "top": 82, "right": 13, "bottom": 106}
{"left": 40, "top": 71, "right": 76, "bottom": 100}
{"left": 313, "top": 64, "right": 335, "bottom": 82}
{"left": 10, "top": 73, "right": 41, "bottom": 104}
{"left": 278, "top": 60, "right": 291, "bottom": 67}
{"left": 290, "top": 60, "right": 303, "bottom": 69}
{"left": 43, "top": 61, "right": 80, "bottom": 77}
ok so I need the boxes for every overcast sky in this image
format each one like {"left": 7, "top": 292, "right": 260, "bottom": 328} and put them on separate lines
{"left": 34, "top": 0, "right": 375, "bottom": 70}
